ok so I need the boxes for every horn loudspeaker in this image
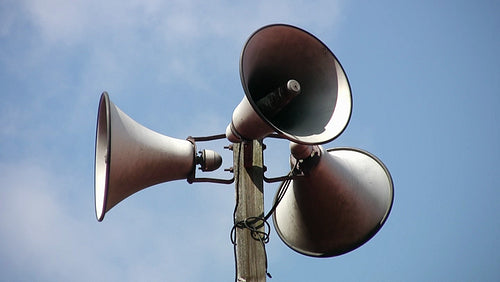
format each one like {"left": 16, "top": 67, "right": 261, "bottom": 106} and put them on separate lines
{"left": 273, "top": 144, "right": 394, "bottom": 257}
{"left": 227, "top": 24, "right": 352, "bottom": 144}
{"left": 94, "top": 92, "right": 199, "bottom": 221}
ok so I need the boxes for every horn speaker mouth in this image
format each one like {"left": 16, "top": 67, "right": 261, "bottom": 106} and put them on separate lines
{"left": 94, "top": 92, "right": 111, "bottom": 221}
{"left": 240, "top": 24, "right": 352, "bottom": 144}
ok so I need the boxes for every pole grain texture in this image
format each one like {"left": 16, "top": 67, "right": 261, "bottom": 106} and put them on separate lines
{"left": 233, "top": 140, "right": 267, "bottom": 282}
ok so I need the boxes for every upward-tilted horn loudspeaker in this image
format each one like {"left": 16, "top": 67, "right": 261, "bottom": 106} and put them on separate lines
{"left": 226, "top": 24, "right": 352, "bottom": 144}
{"left": 94, "top": 92, "right": 222, "bottom": 221}
{"left": 273, "top": 143, "right": 394, "bottom": 257}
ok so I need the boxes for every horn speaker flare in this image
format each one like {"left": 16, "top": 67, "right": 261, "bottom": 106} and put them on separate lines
{"left": 273, "top": 143, "right": 394, "bottom": 257}
{"left": 94, "top": 92, "right": 222, "bottom": 221}
{"left": 227, "top": 24, "right": 352, "bottom": 144}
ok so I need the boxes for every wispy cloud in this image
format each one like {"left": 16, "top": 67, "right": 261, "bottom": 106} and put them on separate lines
{"left": 0, "top": 160, "right": 237, "bottom": 281}
{"left": 17, "top": 0, "right": 343, "bottom": 45}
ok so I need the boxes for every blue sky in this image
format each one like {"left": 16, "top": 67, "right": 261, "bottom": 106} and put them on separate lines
{"left": 1, "top": 0, "right": 499, "bottom": 281}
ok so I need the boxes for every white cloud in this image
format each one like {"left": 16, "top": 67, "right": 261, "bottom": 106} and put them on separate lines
{"left": 18, "top": 0, "right": 344, "bottom": 46}
{"left": 0, "top": 160, "right": 237, "bottom": 281}
{"left": 0, "top": 162, "right": 93, "bottom": 280}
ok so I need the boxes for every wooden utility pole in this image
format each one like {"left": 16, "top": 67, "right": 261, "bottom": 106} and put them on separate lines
{"left": 233, "top": 140, "right": 267, "bottom": 282}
